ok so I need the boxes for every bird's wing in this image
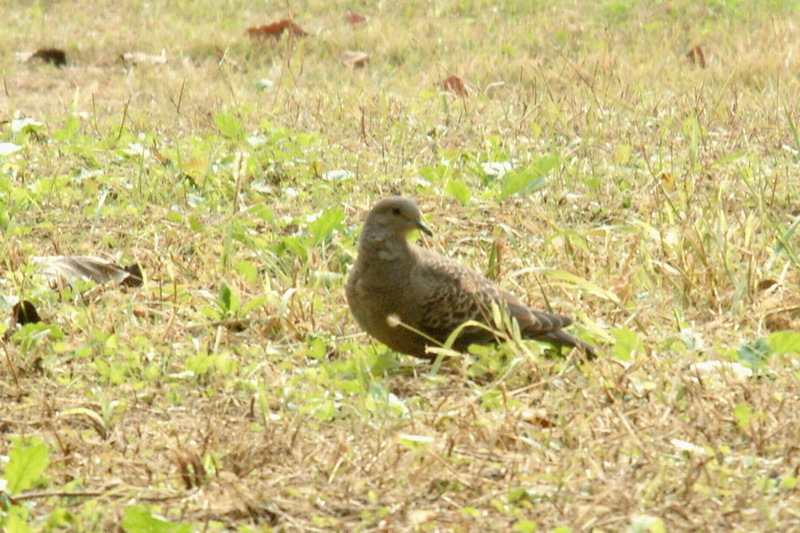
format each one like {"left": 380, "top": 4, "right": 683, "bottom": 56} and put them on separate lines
{"left": 412, "top": 248, "right": 570, "bottom": 345}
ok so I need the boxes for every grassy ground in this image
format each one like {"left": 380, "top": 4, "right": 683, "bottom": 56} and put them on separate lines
{"left": 2, "top": 0, "right": 800, "bottom": 531}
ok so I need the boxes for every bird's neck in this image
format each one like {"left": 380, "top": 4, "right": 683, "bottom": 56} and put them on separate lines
{"left": 360, "top": 232, "right": 413, "bottom": 262}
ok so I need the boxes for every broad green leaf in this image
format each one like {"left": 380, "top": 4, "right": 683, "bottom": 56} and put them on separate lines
{"left": 4, "top": 505, "right": 31, "bottom": 533}
{"left": 514, "top": 520, "right": 536, "bottom": 533}
{"left": 53, "top": 115, "right": 80, "bottom": 141}
{"left": 611, "top": 328, "right": 641, "bottom": 362}
{"left": 121, "top": 504, "right": 191, "bottom": 533}
{"left": 214, "top": 111, "right": 245, "bottom": 140}
{"left": 248, "top": 204, "right": 274, "bottom": 224}
{"left": 507, "top": 487, "right": 530, "bottom": 503}
{"left": 737, "top": 337, "right": 772, "bottom": 369}
{"left": 514, "top": 520, "right": 537, "bottom": 532}
{"left": 308, "top": 206, "right": 345, "bottom": 245}
{"left": 234, "top": 260, "right": 259, "bottom": 284}
{"left": 445, "top": 178, "right": 471, "bottom": 205}
{"left": 281, "top": 235, "right": 308, "bottom": 259}
{"left": 767, "top": 330, "right": 800, "bottom": 355}
{"left": 419, "top": 165, "right": 450, "bottom": 183}
{"left": 185, "top": 353, "right": 213, "bottom": 375}
{"left": 734, "top": 403, "right": 752, "bottom": 429}
{"left": 313, "top": 400, "right": 338, "bottom": 422}
{"left": 499, "top": 155, "right": 558, "bottom": 199}
{"left": 4, "top": 437, "right": 50, "bottom": 495}
{"left": 240, "top": 296, "right": 267, "bottom": 317}
{"left": 165, "top": 212, "right": 183, "bottom": 224}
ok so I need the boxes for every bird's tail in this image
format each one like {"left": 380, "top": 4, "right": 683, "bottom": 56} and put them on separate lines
{"left": 530, "top": 329, "right": 598, "bottom": 360}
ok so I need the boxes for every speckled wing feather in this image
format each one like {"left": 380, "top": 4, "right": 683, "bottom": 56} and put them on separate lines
{"left": 412, "top": 246, "right": 572, "bottom": 348}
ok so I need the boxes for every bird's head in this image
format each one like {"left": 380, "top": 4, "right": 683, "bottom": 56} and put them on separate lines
{"left": 364, "top": 197, "right": 433, "bottom": 240}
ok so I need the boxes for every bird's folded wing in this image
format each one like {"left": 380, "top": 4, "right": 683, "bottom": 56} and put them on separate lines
{"left": 413, "top": 250, "right": 569, "bottom": 343}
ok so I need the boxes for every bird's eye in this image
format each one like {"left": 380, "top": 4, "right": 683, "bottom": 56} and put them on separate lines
{"left": 391, "top": 207, "right": 401, "bottom": 215}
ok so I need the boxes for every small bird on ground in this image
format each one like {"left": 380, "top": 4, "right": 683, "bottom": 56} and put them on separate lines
{"left": 346, "top": 197, "right": 597, "bottom": 360}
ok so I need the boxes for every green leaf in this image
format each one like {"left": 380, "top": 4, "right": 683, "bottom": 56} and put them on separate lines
{"left": 461, "top": 507, "right": 481, "bottom": 518}
{"left": 308, "top": 206, "right": 345, "bottom": 245}
{"left": 5, "top": 505, "right": 31, "bottom": 533}
{"left": 631, "top": 515, "right": 666, "bottom": 533}
{"left": 234, "top": 260, "right": 259, "bottom": 284}
{"left": 506, "top": 487, "right": 529, "bottom": 503}
{"left": 611, "top": 328, "right": 642, "bottom": 362}
{"left": 312, "top": 400, "right": 338, "bottom": 422}
{"left": 281, "top": 235, "right": 309, "bottom": 260}
{"left": 248, "top": 204, "right": 274, "bottom": 224}
{"left": 767, "top": 330, "right": 800, "bottom": 355}
{"left": 419, "top": 165, "right": 450, "bottom": 184}
{"left": 445, "top": 178, "right": 471, "bottom": 205}
{"left": 734, "top": 403, "right": 752, "bottom": 429}
{"left": 513, "top": 520, "right": 537, "bottom": 532}
{"left": 214, "top": 111, "right": 245, "bottom": 140}
{"left": 4, "top": 436, "right": 50, "bottom": 495}
{"left": 499, "top": 155, "right": 558, "bottom": 200}
{"left": 121, "top": 504, "right": 191, "bottom": 533}
{"left": 514, "top": 520, "right": 536, "bottom": 533}
{"left": 165, "top": 212, "right": 183, "bottom": 224}
{"left": 240, "top": 296, "right": 267, "bottom": 317}
{"left": 737, "top": 337, "right": 772, "bottom": 368}
{"left": 53, "top": 115, "right": 80, "bottom": 141}
{"left": 185, "top": 352, "right": 213, "bottom": 375}
{"left": 614, "top": 144, "right": 631, "bottom": 164}
{"left": 218, "top": 282, "right": 233, "bottom": 313}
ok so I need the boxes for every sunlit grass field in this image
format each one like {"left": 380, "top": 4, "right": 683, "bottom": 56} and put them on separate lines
{"left": 2, "top": 0, "right": 800, "bottom": 531}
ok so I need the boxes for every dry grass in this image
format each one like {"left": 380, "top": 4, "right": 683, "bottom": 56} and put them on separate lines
{"left": 2, "top": 0, "right": 800, "bottom": 531}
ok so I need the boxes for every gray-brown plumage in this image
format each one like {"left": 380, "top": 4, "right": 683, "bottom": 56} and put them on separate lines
{"left": 346, "top": 197, "right": 597, "bottom": 360}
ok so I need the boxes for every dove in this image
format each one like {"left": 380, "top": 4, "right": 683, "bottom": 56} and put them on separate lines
{"left": 346, "top": 197, "right": 597, "bottom": 360}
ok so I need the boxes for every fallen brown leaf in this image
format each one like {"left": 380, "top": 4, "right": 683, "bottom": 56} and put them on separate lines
{"left": 341, "top": 50, "right": 369, "bottom": 68}
{"left": 346, "top": 11, "right": 367, "bottom": 24}
{"left": 246, "top": 19, "right": 307, "bottom": 39}
{"left": 686, "top": 45, "right": 706, "bottom": 68}
{"left": 33, "top": 256, "right": 143, "bottom": 288}
{"left": 443, "top": 75, "right": 468, "bottom": 97}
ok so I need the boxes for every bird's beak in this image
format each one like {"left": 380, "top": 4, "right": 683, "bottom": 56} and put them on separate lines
{"left": 417, "top": 220, "right": 433, "bottom": 236}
